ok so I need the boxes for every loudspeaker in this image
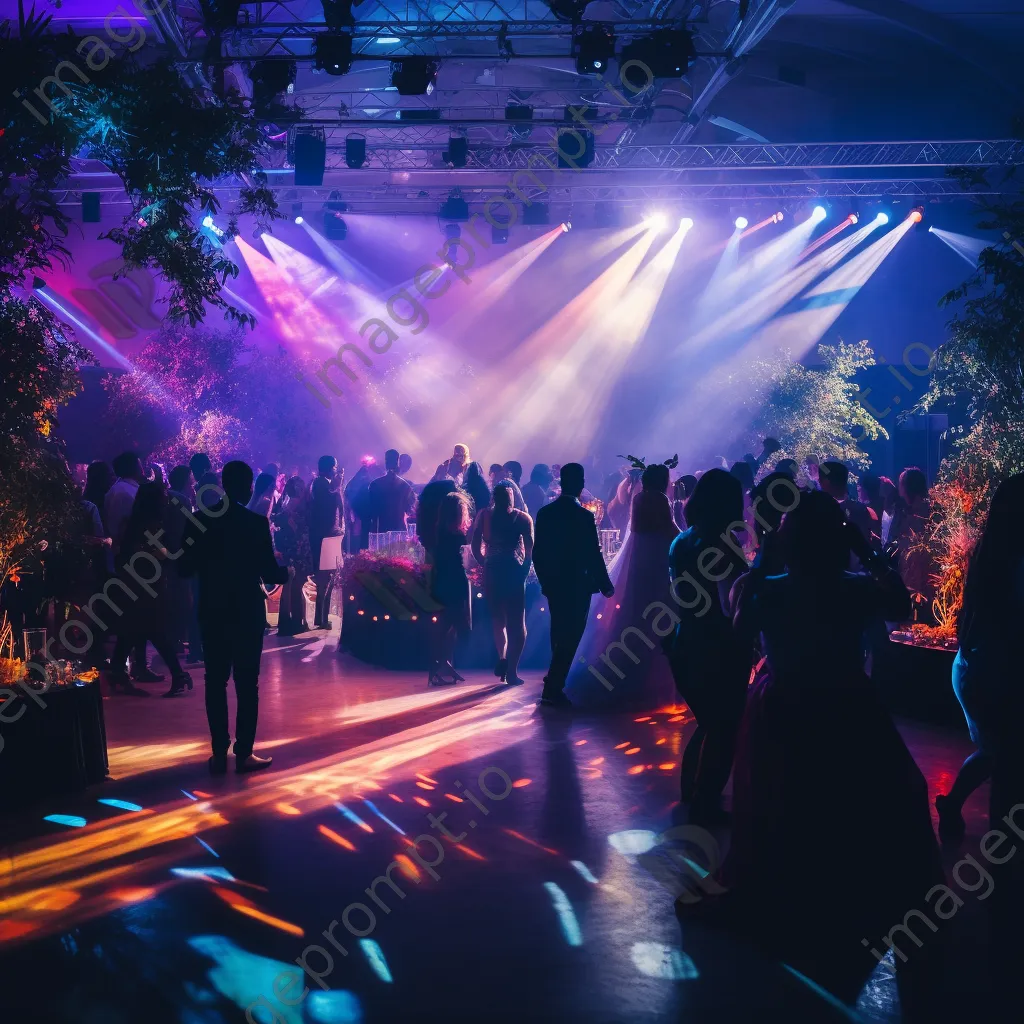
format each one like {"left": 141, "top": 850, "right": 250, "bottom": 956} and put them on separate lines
{"left": 556, "top": 128, "right": 594, "bottom": 169}
{"left": 294, "top": 132, "right": 326, "bottom": 186}
{"left": 82, "top": 193, "right": 101, "bottom": 223}
{"left": 345, "top": 134, "right": 366, "bottom": 169}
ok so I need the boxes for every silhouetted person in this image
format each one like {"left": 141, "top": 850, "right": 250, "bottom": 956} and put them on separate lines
{"left": 522, "top": 463, "right": 553, "bottom": 519}
{"left": 309, "top": 455, "right": 345, "bottom": 629}
{"left": 461, "top": 460, "right": 491, "bottom": 517}
{"left": 533, "top": 463, "right": 613, "bottom": 708}
{"left": 367, "top": 449, "right": 416, "bottom": 531}
{"left": 668, "top": 468, "right": 750, "bottom": 823}
{"left": 819, "top": 460, "right": 878, "bottom": 548}
{"left": 189, "top": 452, "right": 213, "bottom": 485}
{"left": 181, "top": 461, "right": 290, "bottom": 773}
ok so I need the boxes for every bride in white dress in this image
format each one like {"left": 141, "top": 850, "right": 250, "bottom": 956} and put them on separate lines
{"left": 566, "top": 462, "right": 680, "bottom": 709}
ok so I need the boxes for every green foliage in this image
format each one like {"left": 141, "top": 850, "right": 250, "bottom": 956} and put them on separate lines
{"left": 1, "top": 2, "right": 280, "bottom": 324}
{"left": 730, "top": 339, "right": 887, "bottom": 471}
{"left": 0, "top": 296, "right": 94, "bottom": 576}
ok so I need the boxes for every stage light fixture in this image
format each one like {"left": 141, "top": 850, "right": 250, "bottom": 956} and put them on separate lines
{"left": 680, "top": 217, "right": 694, "bottom": 229}
{"left": 202, "top": 215, "right": 215, "bottom": 228}
{"left": 620, "top": 29, "right": 696, "bottom": 91}
{"left": 294, "top": 216, "right": 304, "bottom": 225}
{"left": 447, "top": 136, "right": 468, "bottom": 168}
{"left": 876, "top": 212, "right": 890, "bottom": 225}
{"left": 910, "top": 206, "right": 924, "bottom": 224}
{"left": 573, "top": 23, "right": 616, "bottom": 76}
{"left": 927, "top": 225, "right": 934, "bottom": 233}
{"left": 439, "top": 191, "right": 469, "bottom": 221}
{"left": 644, "top": 212, "right": 668, "bottom": 232}
{"left": 546, "top": 0, "right": 591, "bottom": 22}
{"left": 314, "top": 31, "right": 354, "bottom": 75}
{"left": 561, "top": 221, "right": 571, "bottom": 232}
{"left": 774, "top": 211, "right": 785, "bottom": 223}
{"left": 391, "top": 57, "right": 438, "bottom": 96}
{"left": 324, "top": 210, "right": 347, "bottom": 240}
{"left": 250, "top": 60, "right": 296, "bottom": 113}
{"left": 849, "top": 213, "right": 859, "bottom": 225}
{"left": 734, "top": 216, "right": 748, "bottom": 230}
{"left": 812, "top": 205, "right": 827, "bottom": 221}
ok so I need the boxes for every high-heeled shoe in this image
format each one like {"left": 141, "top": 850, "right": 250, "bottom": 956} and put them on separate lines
{"left": 428, "top": 661, "right": 457, "bottom": 686}
{"left": 162, "top": 672, "right": 193, "bottom": 698}
{"left": 443, "top": 661, "right": 465, "bottom": 682}
{"left": 494, "top": 658, "right": 507, "bottom": 681}
{"left": 108, "top": 671, "right": 150, "bottom": 696}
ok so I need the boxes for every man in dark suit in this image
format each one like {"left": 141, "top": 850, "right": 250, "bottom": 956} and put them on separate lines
{"left": 532, "top": 463, "right": 614, "bottom": 708}
{"left": 181, "top": 461, "right": 291, "bottom": 774}
{"left": 366, "top": 448, "right": 416, "bottom": 532}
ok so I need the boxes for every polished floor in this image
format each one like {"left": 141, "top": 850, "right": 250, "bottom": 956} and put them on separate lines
{"left": 0, "top": 630, "right": 988, "bottom": 1023}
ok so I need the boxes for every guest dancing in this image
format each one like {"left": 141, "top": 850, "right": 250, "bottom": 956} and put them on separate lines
{"left": 567, "top": 461, "right": 677, "bottom": 709}
{"left": 667, "top": 468, "right": 750, "bottom": 823}
{"left": 725, "top": 489, "right": 944, "bottom": 1015}
{"left": 471, "top": 481, "right": 534, "bottom": 686}
{"left": 935, "top": 473, "right": 1024, "bottom": 839}
{"left": 428, "top": 489, "right": 473, "bottom": 686}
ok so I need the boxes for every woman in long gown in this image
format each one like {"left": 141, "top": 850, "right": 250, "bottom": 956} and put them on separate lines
{"left": 428, "top": 489, "right": 473, "bottom": 686}
{"left": 725, "top": 490, "right": 945, "bottom": 1014}
{"left": 274, "top": 477, "right": 312, "bottom": 636}
{"left": 566, "top": 463, "right": 678, "bottom": 709}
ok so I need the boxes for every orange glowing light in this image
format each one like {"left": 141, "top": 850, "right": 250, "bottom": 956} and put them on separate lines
{"left": 112, "top": 887, "right": 156, "bottom": 903}
{"left": 634, "top": 717, "right": 651, "bottom": 722}
{"left": 627, "top": 765, "right": 646, "bottom": 775}
{"left": 213, "top": 886, "right": 304, "bottom": 936}
{"left": 455, "top": 843, "right": 487, "bottom": 862}
{"left": 658, "top": 763, "right": 677, "bottom": 771}
{"left": 625, "top": 747, "right": 641, "bottom": 755}
{"left": 416, "top": 781, "right": 435, "bottom": 791}
{"left": 445, "top": 793, "right": 464, "bottom": 803}
{"left": 502, "top": 828, "right": 559, "bottom": 855}
{"left": 192, "top": 790, "right": 212, "bottom": 799}
{"left": 596, "top": 613, "right": 603, "bottom": 619}
{"left": 388, "top": 793, "right": 404, "bottom": 803}
{"left": 588, "top": 757, "right": 605, "bottom": 765}
{"left": 668, "top": 715, "right": 685, "bottom": 723}
{"left": 395, "top": 854, "right": 421, "bottom": 880}
{"left": 614, "top": 742, "right": 630, "bottom": 750}
{"left": 575, "top": 739, "right": 587, "bottom": 746}
{"left": 0, "top": 920, "right": 38, "bottom": 942}
{"left": 416, "top": 772, "right": 439, "bottom": 784}
{"left": 372, "top": 616, "right": 378, "bottom": 622}
{"left": 910, "top": 209, "right": 923, "bottom": 223}
{"left": 413, "top": 797, "right": 430, "bottom": 808}
{"left": 275, "top": 802, "right": 301, "bottom": 816}
{"left": 656, "top": 738, "right": 666, "bottom": 746}
{"left": 511, "top": 778, "right": 531, "bottom": 788}
{"left": 318, "top": 825, "right": 356, "bottom": 851}
{"left": 358, "top": 610, "right": 365, "bottom": 616}
{"left": 24, "top": 889, "right": 80, "bottom": 912}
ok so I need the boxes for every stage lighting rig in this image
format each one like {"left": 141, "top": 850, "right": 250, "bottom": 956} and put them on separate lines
{"left": 314, "top": 32, "right": 354, "bottom": 75}
{"left": 546, "top": 0, "right": 591, "bottom": 23}
{"left": 321, "top": 0, "right": 364, "bottom": 30}
{"left": 573, "top": 23, "right": 616, "bottom": 76}
{"left": 620, "top": 29, "right": 696, "bottom": 91}
{"left": 391, "top": 57, "right": 439, "bottom": 96}
{"left": 249, "top": 60, "right": 296, "bottom": 114}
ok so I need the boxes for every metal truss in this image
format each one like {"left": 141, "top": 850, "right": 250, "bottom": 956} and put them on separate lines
{"left": 295, "top": 138, "right": 1024, "bottom": 171}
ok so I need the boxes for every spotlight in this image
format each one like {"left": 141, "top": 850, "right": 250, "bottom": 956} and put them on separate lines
{"left": 775, "top": 211, "right": 784, "bottom": 223}
{"left": 391, "top": 57, "right": 438, "bottom": 96}
{"left": 680, "top": 217, "right": 694, "bottom": 230}
{"left": 561, "top": 221, "right": 571, "bottom": 232}
{"left": 620, "top": 29, "right": 696, "bottom": 91}
{"left": 812, "top": 205, "right": 827, "bottom": 221}
{"left": 910, "top": 206, "right": 924, "bottom": 224}
{"left": 573, "top": 23, "right": 616, "bottom": 76}
{"left": 849, "top": 213, "right": 859, "bottom": 225}
{"left": 876, "top": 212, "right": 890, "bottom": 225}
{"left": 734, "top": 216, "right": 748, "bottom": 230}
{"left": 314, "top": 31, "right": 353, "bottom": 76}
{"left": 644, "top": 212, "right": 668, "bottom": 232}
{"left": 202, "top": 215, "right": 215, "bottom": 228}
{"left": 294, "top": 216, "right": 304, "bottom": 225}
{"left": 927, "top": 225, "right": 934, "bottom": 233}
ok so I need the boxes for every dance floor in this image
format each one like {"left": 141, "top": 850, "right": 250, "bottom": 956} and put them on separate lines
{"left": 0, "top": 633, "right": 988, "bottom": 1023}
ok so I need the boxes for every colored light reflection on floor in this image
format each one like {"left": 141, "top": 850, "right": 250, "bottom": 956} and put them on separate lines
{"left": 196, "top": 837, "right": 220, "bottom": 858}
{"left": 172, "top": 866, "right": 237, "bottom": 883}
{"left": 97, "top": 798, "right": 144, "bottom": 812}
{"left": 359, "top": 938, "right": 393, "bottom": 983}
{"left": 543, "top": 882, "right": 583, "bottom": 946}
{"left": 630, "top": 942, "right": 699, "bottom": 980}
{"left": 503, "top": 829, "right": 559, "bottom": 856}
{"left": 362, "top": 800, "right": 405, "bottom": 835}
{"left": 213, "top": 886, "right": 304, "bottom": 937}
{"left": 570, "top": 861, "right": 599, "bottom": 885}
{"left": 318, "top": 824, "right": 357, "bottom": 851}
{"left": 608, "top": 830, "right": 658, "bottom": 856}
{"left": 43, "top": 815, "right": 87, "bottom": 828}
{"left": 335, "top": 802, "right": 374, "bottom": 833}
